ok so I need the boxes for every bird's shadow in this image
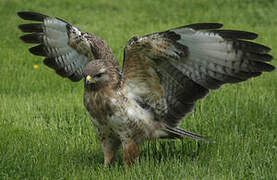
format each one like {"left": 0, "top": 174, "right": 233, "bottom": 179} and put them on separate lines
{"left": 70, "top": 139, "right": 212, "bottom": 169}
{"left": 138, "top": 139, "right": 211, "bottom": 164}
{"left": 69, "top": 146, "right": 104, "bottom": 169}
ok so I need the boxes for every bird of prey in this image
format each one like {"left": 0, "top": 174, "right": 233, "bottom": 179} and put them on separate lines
{"left": 18, "top": 11, "right": 275, "bottom": 166}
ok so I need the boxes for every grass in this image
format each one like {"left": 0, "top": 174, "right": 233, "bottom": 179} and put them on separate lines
{"left": 0, "top": 0, "right": 277, "bottom": 179}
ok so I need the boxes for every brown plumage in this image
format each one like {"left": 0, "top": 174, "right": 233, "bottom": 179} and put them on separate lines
{"left": 18, "top": 11, "right": 275, "bottom": 166}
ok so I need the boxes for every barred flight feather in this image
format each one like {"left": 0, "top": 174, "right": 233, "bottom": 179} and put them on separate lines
{"left": 122, "top": 23, "right": 274, "bottom": 131}
{"left": 18, "top": 11, "right": 118, "bottom": 82}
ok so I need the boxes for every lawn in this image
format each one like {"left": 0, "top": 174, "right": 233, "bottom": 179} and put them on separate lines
{"left": 0, "top": 0, "right": 277, "bottom": 179}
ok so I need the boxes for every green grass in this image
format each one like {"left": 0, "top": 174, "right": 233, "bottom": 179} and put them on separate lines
{"left": 1, "top": 0, "right": 277, "bottom": 179}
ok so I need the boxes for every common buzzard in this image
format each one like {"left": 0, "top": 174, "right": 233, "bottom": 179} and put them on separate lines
{"left": 18, "top": 12, "right": 275, "bottom": 166}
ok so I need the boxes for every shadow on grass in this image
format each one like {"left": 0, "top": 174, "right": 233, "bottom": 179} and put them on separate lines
{"left": 0, "top": 125, "right": 213, "bottom": 173}
{"left": 69, "top": 139, "right": 214, "bottom": 169}
{"left": 69, "top": 147, "right": 104, "bottom": 169}
{"left": 140, "top": 139, "right": 208, "bottom": 161}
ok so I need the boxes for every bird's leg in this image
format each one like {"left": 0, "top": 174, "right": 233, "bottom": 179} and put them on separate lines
{"left": 101, "top": 139, "right": 120, "bottom": 167}
{"left": 103, "top": 149, "right": 116, "bottom": 167}
{"left": 122, "top": 139, "right": 139, "bottom": 167}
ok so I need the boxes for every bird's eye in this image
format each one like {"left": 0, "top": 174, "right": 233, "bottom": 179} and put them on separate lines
{"left": 94, "top": 73, "right": 103, "bottom": 78}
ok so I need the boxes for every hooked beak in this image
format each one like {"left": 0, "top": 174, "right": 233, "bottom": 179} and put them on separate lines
{"left": 85, "top": 75, "right": 96, "bottom": 84}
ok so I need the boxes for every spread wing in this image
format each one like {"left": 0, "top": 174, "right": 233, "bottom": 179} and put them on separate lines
{"left": 121, "top": 23, "right": 275, "bottom": 137}
{"left": 18, "top": 11, "right": 118, "bottom": 81}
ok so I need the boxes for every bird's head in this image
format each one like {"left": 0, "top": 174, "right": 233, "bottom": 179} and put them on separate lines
{"left": 84, "top": 60, "right": 119, "bottom": 91}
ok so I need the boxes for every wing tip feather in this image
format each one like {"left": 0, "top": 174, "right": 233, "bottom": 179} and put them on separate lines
{"left": 29, "top": 44, "right": 47, "bottom": 56}
{"left": 214, "top": 30, "right": 258, "bottom": 40}
{"left": 262, "top": 63, "right": 275, "bottom": 72}
{"left": 20, "top": 33, "right": 43, "bottom": 44}
{"left": 182, "top": 23, "right": 223, "bottom": 30}
{"left": 18, "top": 23, "right": 43, "bottom": 33}
{"left": 17, "top": 11, "right": 48, "bottom": 21}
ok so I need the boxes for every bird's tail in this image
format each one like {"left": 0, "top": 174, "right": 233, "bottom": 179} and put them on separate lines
{"left": 164, "top": 125, "right": 211, "bottom": 142}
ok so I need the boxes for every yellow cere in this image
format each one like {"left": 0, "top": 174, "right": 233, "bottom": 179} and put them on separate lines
{"left": 33, "top": 64, "right": 39, "bottom": 69}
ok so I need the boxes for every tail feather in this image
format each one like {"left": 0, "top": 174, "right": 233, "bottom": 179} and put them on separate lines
{"left": 164, "top": 125, "right": 211, "bottom": 142}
